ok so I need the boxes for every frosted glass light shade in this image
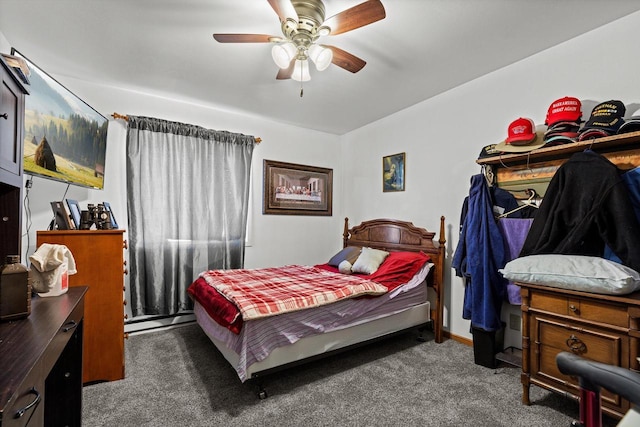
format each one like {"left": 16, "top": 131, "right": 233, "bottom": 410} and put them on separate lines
{"left": 308, "top": 44, "right": 333, "bottom": 71}
{"left": 271, "top": 42, "right": 296, "bottom": 69}
{"left": 291, "top": 59, "right": 311, "bottom": 82}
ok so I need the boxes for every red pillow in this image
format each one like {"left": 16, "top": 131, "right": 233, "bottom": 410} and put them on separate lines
{"left": 315, "top": 251, "right": 430, "bottom": 291}
{"left": 368, "top": 251, "right": 431, "bottom": 291}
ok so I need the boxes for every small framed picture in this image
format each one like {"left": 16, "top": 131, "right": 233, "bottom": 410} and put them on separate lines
{"left": 65, "top": 199, "right": 82, "bottom": 229}
{"left": 102, "top": 202, "right": 119, "bottom": 229}
{"left": 383, "top": 152, "right": 405, "bottom": 192}
{"left": 50, "top": 201, "right": 73, "bottom": 230}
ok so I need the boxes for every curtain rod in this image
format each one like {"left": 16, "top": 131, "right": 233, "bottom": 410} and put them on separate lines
{"left": 111, "top": 112, "right": 262, "bottom": 143}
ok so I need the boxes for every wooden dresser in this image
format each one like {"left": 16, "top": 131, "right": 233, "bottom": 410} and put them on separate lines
{"left": 519, "top": 282, "right": 640, "bottom": 419}
{"left": 0, "top": 287, "right": 87, "bottom": 426}
{"left": 36, "top": 230, "right": 127, "bottom": 384}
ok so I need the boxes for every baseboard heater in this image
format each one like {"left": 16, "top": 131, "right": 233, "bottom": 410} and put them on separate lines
{"left": 125, "top": 312, "right": 195, "bottom": 335}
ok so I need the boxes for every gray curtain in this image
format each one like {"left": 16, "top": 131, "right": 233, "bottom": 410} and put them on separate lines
{"left": 126, "top": 116, "right": 255, "bottom": 317}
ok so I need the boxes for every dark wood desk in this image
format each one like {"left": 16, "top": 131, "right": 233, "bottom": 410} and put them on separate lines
{"left": 0, "top": 287, "right": 87, "bottom": 426}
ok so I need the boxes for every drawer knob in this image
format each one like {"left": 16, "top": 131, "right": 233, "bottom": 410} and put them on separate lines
{"left": 14, "top": 387, "right": 41, "bottom": 419}
{"left": 0, "top": 113, "right": 8, "bottom": 120}
{"left": 566, "top": 334, "right": 587, "bottom": 354}
{"left": 569, "top": 304, "right": 579, "bottom": 313}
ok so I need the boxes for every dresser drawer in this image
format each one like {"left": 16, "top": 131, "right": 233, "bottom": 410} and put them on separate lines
{"left": 530, "top": 291, "right": 628, "bottom": 327}
{"left": 533, "top": 316, "right": 627, "bottom": 412}
{"left": 40, "top": 299, "right": 84, "bottom": 376}
{"left": 536, "top": 317, "right": 624, "bottom": 366}
{"left": 1, "top": 363, "right": 44, "bottom": 427}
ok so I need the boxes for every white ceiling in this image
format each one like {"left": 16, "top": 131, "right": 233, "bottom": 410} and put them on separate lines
{"left": 2, "top": 0, "right": 640, "bottom": 135}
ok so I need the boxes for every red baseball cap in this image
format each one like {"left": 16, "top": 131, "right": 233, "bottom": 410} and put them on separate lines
{"left": 505, "top": 117, "right": 536, "bottom": 145}
{"left": 545, "top": 97, "right": 582, "bottom": 127}
{"left": 495, "top": 121, "right": 546, "bottom": 153}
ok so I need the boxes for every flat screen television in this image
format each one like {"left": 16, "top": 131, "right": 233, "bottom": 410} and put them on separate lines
{"left": 12, "top": 48, "right": 108, "bottom": 190}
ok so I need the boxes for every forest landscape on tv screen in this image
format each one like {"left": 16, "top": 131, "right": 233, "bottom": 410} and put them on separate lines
{"left": 13, "top": 48, "right": 108, "bottom": 190}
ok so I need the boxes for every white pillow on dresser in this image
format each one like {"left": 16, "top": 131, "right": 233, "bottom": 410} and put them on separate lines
{"left": 499, "top": 254, "right": 640, "bottom": 295}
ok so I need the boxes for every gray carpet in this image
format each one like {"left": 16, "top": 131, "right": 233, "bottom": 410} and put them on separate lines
{"left": 82, "top": 323, "right": 617, "bottom": 427}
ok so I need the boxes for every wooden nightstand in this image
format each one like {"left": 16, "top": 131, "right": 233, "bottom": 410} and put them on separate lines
{"left": 519, "top": 282, "right": 640, "bottom": 420}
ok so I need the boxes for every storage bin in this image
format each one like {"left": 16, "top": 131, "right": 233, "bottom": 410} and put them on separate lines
{"left": 472, "top": 322, "right": 505, "bottom": 368}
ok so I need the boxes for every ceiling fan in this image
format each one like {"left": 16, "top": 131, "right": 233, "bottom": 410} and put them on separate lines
{"left": 213, "top": 0, "right": 386, "bottom": 82}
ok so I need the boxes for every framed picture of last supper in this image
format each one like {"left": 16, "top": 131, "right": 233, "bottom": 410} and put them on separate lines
{"left": 263, "top": 160, "right": 333, "bottom": 216}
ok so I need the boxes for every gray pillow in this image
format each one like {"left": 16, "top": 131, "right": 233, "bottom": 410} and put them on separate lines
{"left": 328, "top": 246, "right": 361, "bottom": 267}
{"left": 500, "top": 254, "right": 640, "bottom": 295}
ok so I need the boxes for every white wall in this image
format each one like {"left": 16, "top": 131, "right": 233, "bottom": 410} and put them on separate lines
{"left": 342, "top": 10, "right": 640, "bottom": 345}
{"left": 4, "top": 9, "right": 640, "bottom": 343}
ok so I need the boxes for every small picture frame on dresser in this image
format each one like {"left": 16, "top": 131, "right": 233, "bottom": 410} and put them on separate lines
{"left": 102, "top": 202, "right": 118, "bottom": 229}
{"left": 50, "top": 201, "right": 73, "bottom": 230}
{"left": 66, "top": 199, "right": 81, "bottom": 229}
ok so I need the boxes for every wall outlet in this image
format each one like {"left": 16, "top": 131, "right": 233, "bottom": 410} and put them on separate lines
{"left": 509, "top": 313, "right": 521, "bottom": 331}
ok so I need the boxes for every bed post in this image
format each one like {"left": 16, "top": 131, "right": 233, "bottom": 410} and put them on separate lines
{"left": 343, "top": 217, "right": 350, "bottom": 248}
{"left": 435, "top": 215, "right": 446, "bottom": 343}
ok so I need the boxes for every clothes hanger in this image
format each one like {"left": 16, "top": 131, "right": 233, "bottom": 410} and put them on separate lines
{"left": 498, "top": 189, "right": 540, "bottom": 218}
{"left": 482, "top": 164, "right": 495, "bottom": 187}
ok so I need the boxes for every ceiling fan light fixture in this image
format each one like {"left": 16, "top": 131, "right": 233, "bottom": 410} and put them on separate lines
{"left": 317, "top": 26, "right": 331, "bottom": 36}
{"left": 308, "top": 44, "right": 332, "bottom": 71}
{"left": 292, "top": 59, "right": 311, "bottom": 82}
{"left": 271, "top": 42, "right": 297, "bottom": 69}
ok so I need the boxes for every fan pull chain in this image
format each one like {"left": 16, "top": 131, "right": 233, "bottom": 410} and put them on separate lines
{"left": 299, "top": 66, "right": 304, "bottom": 97}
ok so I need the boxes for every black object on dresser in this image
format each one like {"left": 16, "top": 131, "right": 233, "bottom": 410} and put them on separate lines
{"left": 0, "top": 287, "right": 87, "bottom": 426}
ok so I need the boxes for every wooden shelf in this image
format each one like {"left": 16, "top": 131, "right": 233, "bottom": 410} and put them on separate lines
{"left": 476, "top": 130, "right": 640, "bottom": 167}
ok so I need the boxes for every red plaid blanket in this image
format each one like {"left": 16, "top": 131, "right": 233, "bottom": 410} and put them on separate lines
{"left": 198, "top": 265, "right": 388, "bottom": 321}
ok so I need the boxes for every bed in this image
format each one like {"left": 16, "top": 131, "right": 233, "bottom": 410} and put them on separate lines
{"left": 188, "top": 217, "right": 446, "bottom": 397}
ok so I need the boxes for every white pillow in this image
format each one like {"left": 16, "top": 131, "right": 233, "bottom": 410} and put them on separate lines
{"left": 351, "top": 247, "right": 389, "bottom": 275}
{"left": 338, "top": 260, "right": 353, "bottom": 274}
{"left": 499, "top": 254, "right": 640, "bottom": 295}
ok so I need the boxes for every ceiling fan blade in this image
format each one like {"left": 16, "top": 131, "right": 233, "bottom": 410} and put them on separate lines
{"left": 324, "top": 45, "right": 366, "bottom": 73}
{"left": 213, "top": 34, "right": 276, "bottom": 43}
{"left": 276, "top": 59, "right": 295, "bottom": 80}
{"left": 323, "top": 0, "right": 386, "bottom": 36}
{"left": 267, "top": 0, "right": 298, "bottom": 22}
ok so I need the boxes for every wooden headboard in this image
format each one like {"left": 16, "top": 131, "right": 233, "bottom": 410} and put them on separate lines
{"left": 342, "top": 217, "right": 446, "bottom": 343}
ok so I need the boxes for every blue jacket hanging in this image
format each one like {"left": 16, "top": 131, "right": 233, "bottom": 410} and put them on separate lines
{"left": 452, "top": 174, "right": 508, "bottom": 331}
